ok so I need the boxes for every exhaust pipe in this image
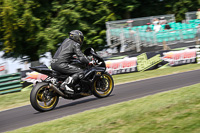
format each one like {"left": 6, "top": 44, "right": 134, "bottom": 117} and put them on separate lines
{"left": 49, "top": 83, "right": 66, "bottom": 97}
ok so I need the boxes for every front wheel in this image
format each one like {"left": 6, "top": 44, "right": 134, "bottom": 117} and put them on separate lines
{"left": 93, "top": 72, "right": 114, "bottom": 98}
{"left": 30, "top": 82, "right": 59, "bottom": 112}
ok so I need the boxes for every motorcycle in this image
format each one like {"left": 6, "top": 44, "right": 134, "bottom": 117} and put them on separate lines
{"left": 29, "top": 47, "right": 114, "bottom": 112}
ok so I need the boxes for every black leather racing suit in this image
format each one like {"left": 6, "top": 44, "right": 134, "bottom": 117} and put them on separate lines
{"left": 51, "top": 38, "right": 89, "bottom": 84}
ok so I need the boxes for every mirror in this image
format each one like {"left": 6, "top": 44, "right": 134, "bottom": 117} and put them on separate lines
{"left": 84, "top": 47, "right": 95, "bottom": 56}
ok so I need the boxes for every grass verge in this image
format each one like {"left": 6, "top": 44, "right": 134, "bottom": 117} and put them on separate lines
{"left": 0, "top": 89, "right": 31, "bottom": 111}
{"left": 7, "top": 83, "right": 200, "bottom": 133}
{"left": 1, "top": 63, "right": 200, "bottom": 111}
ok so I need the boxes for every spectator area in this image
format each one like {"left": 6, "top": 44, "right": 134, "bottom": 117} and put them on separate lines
{"left": 109, "top": 20, "right": 199, "bottom": 46}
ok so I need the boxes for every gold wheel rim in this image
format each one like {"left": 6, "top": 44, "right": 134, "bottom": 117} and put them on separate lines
{"left": 36, "top": 86, "right": 58, "bottom": 109}
{"left": 94, "top": 74, "right": 113, "bottom": 96}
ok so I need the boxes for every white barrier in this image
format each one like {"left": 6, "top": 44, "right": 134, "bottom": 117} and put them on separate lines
{"left": 105, "top": 48, "right": 197, "bottom": 74}
{"left": 162, "top": 49, "right": 196, "bottom": 66}
{"left": 105, "top": 57, "right": 137, "bottom": 75}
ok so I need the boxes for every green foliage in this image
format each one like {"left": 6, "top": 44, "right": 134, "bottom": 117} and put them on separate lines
{"left": 163, "top": 0, "right": 200, "bottom": 22}
{"left": 0, "top": 0, "right": 200, "bottom": 61}
{"left": 0, "top": 0, "right": 50, "bottom": 61}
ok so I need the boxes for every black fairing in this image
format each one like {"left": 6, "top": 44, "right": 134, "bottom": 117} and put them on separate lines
{"left": 84, "top": 67, "right": 105, "bottom": 80}
{"left": 30, "top": 65, "right": 53, "bottom": 76}
{"left": 84, "top": 47, "right": 106, "bottom": 68}
{"left": 29, "top": 65, "right": 68, "bottom": 79}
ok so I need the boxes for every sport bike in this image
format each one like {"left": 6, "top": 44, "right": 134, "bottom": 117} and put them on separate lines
{"left": 30, "top": 48, "right": 114, "bottom": 112}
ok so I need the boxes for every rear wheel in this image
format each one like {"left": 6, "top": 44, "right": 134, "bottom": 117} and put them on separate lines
{"left": 30, "top": 82, "right": 59, "bottom": 112}
{"left": 93, "top": 72, "right": 114, "bottom": 98}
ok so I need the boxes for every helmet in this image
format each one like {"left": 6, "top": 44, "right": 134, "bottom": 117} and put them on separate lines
{"left": 69, "top": 30, "right": 84, "bottom": 44}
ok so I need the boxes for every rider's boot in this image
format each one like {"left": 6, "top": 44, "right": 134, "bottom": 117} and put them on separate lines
{"left": 61, "top": 76, "right": 74, "bottom": 94}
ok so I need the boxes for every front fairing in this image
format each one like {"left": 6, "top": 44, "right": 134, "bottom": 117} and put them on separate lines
{"left": 91, "top": 53, "right": 106, "bottom": 68}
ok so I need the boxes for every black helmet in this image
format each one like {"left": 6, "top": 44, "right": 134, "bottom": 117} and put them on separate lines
{"left": 69, "top": 30, "right": 84, "bottom": 44}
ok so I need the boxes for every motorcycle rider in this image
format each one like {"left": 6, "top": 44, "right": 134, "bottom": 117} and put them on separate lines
{"left": 51, "top": 30, "right": 89, "bottom": 94}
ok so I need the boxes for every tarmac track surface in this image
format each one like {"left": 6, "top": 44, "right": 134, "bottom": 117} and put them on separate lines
{"left": 1, "top": 69, "right": 200, "bottom": 132}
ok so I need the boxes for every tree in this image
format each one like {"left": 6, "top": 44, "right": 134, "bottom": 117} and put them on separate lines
{"left": 109, "top": 0, "right": 139, "bottom": 19}
{"left": 164, "top": 0, "right": 200, "bottom": 22}
{"left": 37, "top": 0, "right": 141, "bottom": 53}
{"left": 133, "top": 0, "right": 200, "bottom": 22}
{"left": 43, "top": 0, "right": 117, "bottom": 52}
{"left": 0, "top": 0, "right": 50, "bottom": 61}
{"left": 0, "top": 0, "right": 142, "bottom": 61}
{"left": 2, "top": 0, "right": 199, "bottom": 62}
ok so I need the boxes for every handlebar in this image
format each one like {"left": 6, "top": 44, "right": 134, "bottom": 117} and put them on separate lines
{"left": 88, "top": 57, "right": 103, "bottom": 68}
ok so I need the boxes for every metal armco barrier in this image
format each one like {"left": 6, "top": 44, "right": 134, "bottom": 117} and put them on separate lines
{"left": 0, "top": 73, "right": 22, "bottom": 95}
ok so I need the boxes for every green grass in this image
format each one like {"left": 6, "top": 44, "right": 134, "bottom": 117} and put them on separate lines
{"left": 171, "top": 47, "right": 187, "bottom": 51}
{"left": 107, "top": 55, "right": 127, "bottom": 60}
{"left": 7, "top": 83, "right": 200, "bottom": 133}
{"left": 0, "top": 89, "right": 31, "bottom": 111}
{"left": 1, "top": 63, "right": 200, "bottom": 111}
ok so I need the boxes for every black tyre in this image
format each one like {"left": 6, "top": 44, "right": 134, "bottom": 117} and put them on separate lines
{"left": 93, "top": 72, "right": 114, "bottom": 98}
{"left": 30, "top": 82, "right": 59, "bottom": 112}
